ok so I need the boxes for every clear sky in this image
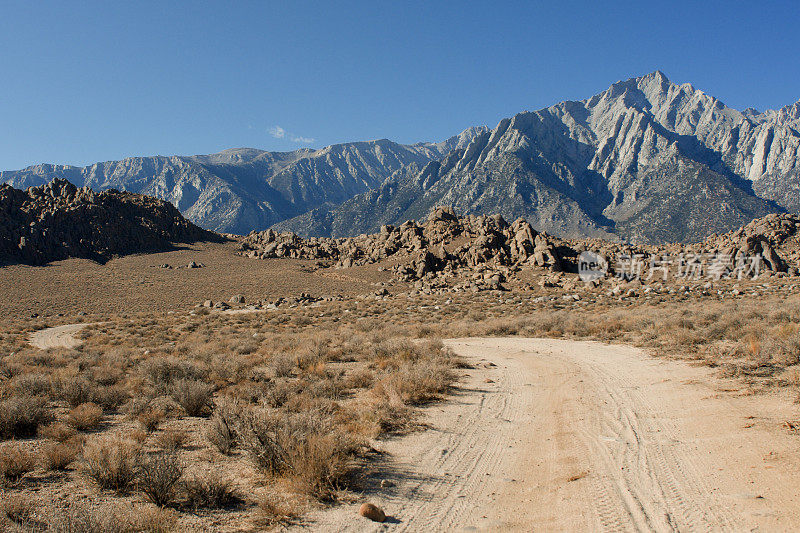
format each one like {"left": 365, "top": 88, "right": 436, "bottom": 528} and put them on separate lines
{"left": 1, "top": 1, "right": 799, "bottom": 170}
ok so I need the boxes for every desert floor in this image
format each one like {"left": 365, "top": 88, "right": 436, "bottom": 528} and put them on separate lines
{"left": 5, "top": 242, "right": 800, "bottom": 531}
{"left": 302, "top": 338, "right": 800, "bottom": 532}
{"left": 0, "top": 241, "right": 387, "bottom": 317}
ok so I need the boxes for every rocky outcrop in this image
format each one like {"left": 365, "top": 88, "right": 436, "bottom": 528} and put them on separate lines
{"left": 0, "top": 179, "right": 221, "bottom": 265}
{"left": 243, "top": 209, "right": 800, "bottom": 293}
{"left": 241, "top": 207, "right": 565, "bottom": 291}
{"left": 0, "top": 129, "right": 488, "bottom": 235}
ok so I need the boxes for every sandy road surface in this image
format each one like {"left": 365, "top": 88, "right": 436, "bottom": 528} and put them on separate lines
{"left": 28, "top": 323, "right": 88, "bottom": 349}
{"left": 302, "top": 338, "right": 800, "bottom": 532}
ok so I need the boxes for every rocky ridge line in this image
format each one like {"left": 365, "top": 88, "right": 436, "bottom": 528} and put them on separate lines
{"left": 241, "top": 208, "right": 800, "bottom": 295}
{"left": 0, "top": 179, "right": 222, "bottom": 265}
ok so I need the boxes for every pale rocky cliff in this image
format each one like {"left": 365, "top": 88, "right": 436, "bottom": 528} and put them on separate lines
{"left": 279, "top": 72, "right": 795, "bottom": 243}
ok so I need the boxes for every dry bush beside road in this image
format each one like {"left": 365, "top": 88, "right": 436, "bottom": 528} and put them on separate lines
{"left": 2, "top": 277, "right": 800, "bottom": 529}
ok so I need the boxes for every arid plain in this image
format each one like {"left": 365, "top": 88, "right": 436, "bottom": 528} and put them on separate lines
{"left": 3, "top": 219, "right": 800, "bottom": 531}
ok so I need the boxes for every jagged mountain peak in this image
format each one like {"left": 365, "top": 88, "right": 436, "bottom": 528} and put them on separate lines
{"left": 277, "top": 72, "right": 796, "bottom": 244}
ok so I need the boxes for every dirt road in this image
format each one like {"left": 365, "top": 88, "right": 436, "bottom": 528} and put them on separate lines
{"left": 28, "top": 323, "right": 87, "bottom": 349}
{"left": 303, "top": 338, "right": 800, "bottom": 532}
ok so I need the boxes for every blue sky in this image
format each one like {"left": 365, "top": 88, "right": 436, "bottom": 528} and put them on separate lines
{"left": 1, "top": 1, "right": 799, "bottom": 170}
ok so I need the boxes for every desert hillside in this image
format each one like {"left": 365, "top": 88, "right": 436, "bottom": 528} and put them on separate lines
{"left": 0, "top": 179, "right": 221, "bottom": 265}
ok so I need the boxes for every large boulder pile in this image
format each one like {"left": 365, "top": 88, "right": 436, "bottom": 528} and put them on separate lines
{"left": 704, "top": 213, "right": 800, "bottom": 273}
{"left": 0, "top": 179, "right": 221, "bottom": 264}
{"left": 240, "top": 206, "right": 563, "bottom": 289}
{"left": 240, "top": 208, "right": 800, "bottom": 290}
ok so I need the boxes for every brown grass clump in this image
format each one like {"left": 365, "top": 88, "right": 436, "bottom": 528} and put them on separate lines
{"left": 372, "top": 361, "right": 456, "bottom": 405}
{"left": 237, "top": 409, "right": 361, "bottom": 500}
{"left": 54, "top": 375, "right": 99, "bottom": 408}
{"left": 39, "top": 421, "right": 78, "bottom": 442}
{"left": 154, "top": 429, "right": 189, "bottom": 452}
{"left": 68, "top": 402, "right": 104, "bottom": 431}
{"left": 206, "top": 400, "right": 240, "bottom": 455}
{"left": 8, "top": 373, "right": 51, "bottom": 398}
{"left": 136, "top": 451, "right": 184, "bottom": 507}
{"left": 137, "top": 408, "right": 166, "bottom": 433}
{"left": 1, "top": 492, "right": 38, "bottom": 526}
{"left": 170, "top": 378, "right": 214, "bottom": 417}
{"left": 0, "top": 395, "right": 53, "bottom": 440}
{"left": 41, "top": 439, "right": 82, "bottom": 471}
{"left": 44, "top": 501, "right": 177, "bottom": 533}
{"left": 0, "top": 442, "right": 36, "bottom": 482}
{"left": 142, "top": 357, "right": 207, "bottom": 391}
{"left": 257, "top": 494, "right": 302, "bottom": 527}
{"left": 184, "top": 471, "right": 241, "bottom": 509}
{"left": 82, "top": 437, "right": 140, "bottom": 493}
{"left": 285, "top": 431, "right": 360, "bottom": 500}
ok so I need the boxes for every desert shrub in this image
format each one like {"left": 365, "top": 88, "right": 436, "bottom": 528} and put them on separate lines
{"left": 352, "top": 397, "right": 414, "bottom": 436}
{"left": 45, "top": 501, "right": 177, "bottom": 533}
{"left": 237, "top": 409, "right": 295, "bottom": 474}
{"left": 0, "top": 395, "right": 53, "bottom": 440}
{"left": 372, "top": 361, "right": 456, "bottom": 405}
{"left": 142, "top": 357, "right": 206, "bottom": 390}
{"left": 154, "top": 429, "right": 188, "bottom": 452}
{"left": 91, "top": 364, "right": 125, "bottom": 386}
{"left": 269, "top": 353, "right": 295, "bottom": 378}
{"left": 9, "top": 373, "right": 51, "bottom": 397}
{"left": 68, "top": 402, "right": 104, "bottom": 431}
{"left": 256, "top": 495, "right": 301, "bottom": 527}
{"left": 54, "top": 376, "right": 99, "bottom": 408}
{"left": 170, "top": 379, "right": 214, "bottom": 417}
{"left": 345, "top": 367, "right": 375, "bottom": 389}
{"left": 763, "top": 335, "right": 800, "bottom": 366}
{"left": 263, "top": 380, "right": 301, "bottom": 408}
{"left": 93, "top": 385, "right": 129, "bottom": 412}
{"left": 0, "top": 443, "right": 36, "bottom": 482}
{"left": 206, "top": 400, "right": 241, "bottom": 455}
{"left": 137, "top": 408, "right": 166, "bottom": 432}
{"left": 237, "top": 409, "right": 360, "bottom": 499}
{"left": 285, "top": 431, "right": 359, "bottom": 500}
{"left": 185, "top": 471, "right": 241, "bottom": 509}
{"left": 41, "top": 439, "right": 82, "bottom": 471}
{"left": 82, "top": 437, "right": 140, "bottom": 492}
{"left": 39, "top": 421, "right": 78, "bottom": 442}
{"left": 136, "top": 452, "right": 183, "bottom": 507}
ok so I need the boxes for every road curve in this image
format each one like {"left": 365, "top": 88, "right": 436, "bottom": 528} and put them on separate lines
{"left": 29, "top": 323, "right": 87, "bottom": 349}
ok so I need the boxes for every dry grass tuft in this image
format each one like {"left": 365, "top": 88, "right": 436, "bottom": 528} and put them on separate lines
{"left": 184, "top": 471, "right": 241, "bottom": 509}
{"left": 42, "top": 439, "right": 82, "bottom": 471}
{"left": 154, "top": 429, "right": 188, "bottom": 452}
{"left": 82, "top": 437, "right": 140, "bottom": 493}
{"left": 1, "top": 492, "right": 38, "bottom": 526}
{"left": 0, "top": 395, "right": 53, "bottom": 441}
{"left": 170, "top": 379, "right": 214, "bottom": 417}
{"left": 39, "top": 421, "right": 78, "bottom": 442}
{"left": 45, "top": 501, "right": 178, "bottom": 533}
{"left": 137, "top": 408, "right": 166, "bottom": 433}
{"left": 68, "top": 402, "right": 104, "bottom": 431}
{"left": 206, "top": 400, "right": 240, "bottom": 455}
{"left": 136, "top": 451, "right": 184, "bottom": 507}
{"left": 0, "top": 442, "right": 36, "bottom": 483}
{"left": 256, "top": 494, "right": 302, "bottom": 527}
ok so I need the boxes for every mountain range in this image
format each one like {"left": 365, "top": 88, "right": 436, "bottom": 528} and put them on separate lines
{"left": 3, "top": 71, "right": 800, "bottom": 243}
{"left": 276, "top": 71, "right": 800, "bottom": 243}
{"left": 0, "top": 128, "right": 485, "bottom": 235}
